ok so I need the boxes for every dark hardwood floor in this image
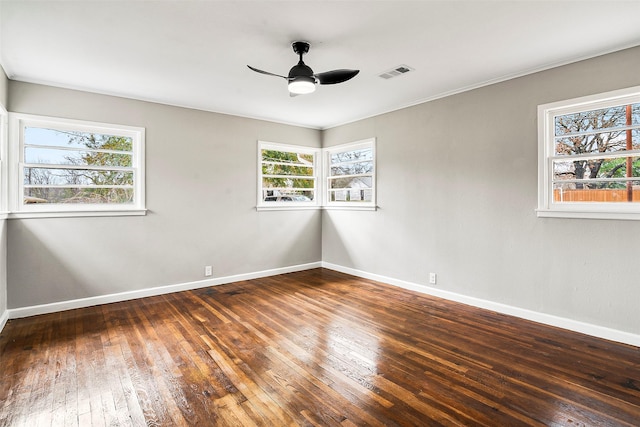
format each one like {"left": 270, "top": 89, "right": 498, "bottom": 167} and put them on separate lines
{"left": 1, "top": 268, "right": 639, "bottom": 426}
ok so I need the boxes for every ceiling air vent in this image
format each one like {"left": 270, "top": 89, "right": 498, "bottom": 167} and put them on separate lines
{"left": 379, "top": 65, "right": 414, "bottom": 79}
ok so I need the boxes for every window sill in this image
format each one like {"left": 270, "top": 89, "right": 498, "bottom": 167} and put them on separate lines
{"left": 323, "top": 205, "right": 378, "bottom": 211}
{"left": 8, "top": 209, "right": 148, "bottom": 219}
{"left": 536, "top": 209, "right": 640, "bottom": 221}
{"left": 256, "top": 205, "right": 321, "bottom": 212}
{"left": 256, "top": 205, "right": 378, "bottom": 212}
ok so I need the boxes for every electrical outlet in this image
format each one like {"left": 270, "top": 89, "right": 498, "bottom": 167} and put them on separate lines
{"left": 205, "top": 265, "right": 213, "bottom": 277}
{"left": 429, "top": 272, "right": 437, "bottom": 285}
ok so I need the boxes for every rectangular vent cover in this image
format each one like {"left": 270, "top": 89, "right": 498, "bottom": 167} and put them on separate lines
{"left": 379, "top": 65, "right": 414, "bottom": 79}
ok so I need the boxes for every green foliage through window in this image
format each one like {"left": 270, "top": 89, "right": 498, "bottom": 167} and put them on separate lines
{"left": 23, "top": 127, "right": 136, "bottom": 205}
{"left": 259, "top": 145, "right": 317, "bottom": 203}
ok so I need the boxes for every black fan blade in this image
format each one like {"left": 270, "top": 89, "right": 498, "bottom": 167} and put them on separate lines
{"left": 314, "top": 69, "right": 359, "bottom": 85}
{"left": 247, "top": 65, "right": 287, "bottom": 79}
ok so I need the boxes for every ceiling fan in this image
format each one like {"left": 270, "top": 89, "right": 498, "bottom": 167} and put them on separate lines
{"left": 247, "top": 41, "right": 360, "bottom": 96}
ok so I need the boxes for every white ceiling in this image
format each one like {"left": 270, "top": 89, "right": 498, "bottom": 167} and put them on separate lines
{"left": 1, "top": 1, "right": 640, "bottom": 129}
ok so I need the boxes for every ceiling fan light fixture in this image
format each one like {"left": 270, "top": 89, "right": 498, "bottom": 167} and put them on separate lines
{"left": 288, "top": 76, "right": 316, "bottom": 95}
{"left": 248, "top": 40, "right": 358, "bottom": 95}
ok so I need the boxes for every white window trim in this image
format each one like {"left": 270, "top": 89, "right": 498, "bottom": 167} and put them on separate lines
{"left": 8, "top": 113, "right": 146, "bottom": 219}
{"left": 324, "top": 138, "right": 376, "bottom": 210}
{"left": 0, "top": 107, "right": 8, "bottom": 219}
{"left": 537, "top": 86, "right": 640, "bottom": 221}
{"left": 257, "top": 141, "right": 320, "bottom": 211}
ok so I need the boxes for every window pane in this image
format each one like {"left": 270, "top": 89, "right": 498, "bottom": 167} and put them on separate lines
{"left": 262, "top": 177, "right": 315, "bottom": 189}
{"left": 262, "top": 190, "right": 314, "bottom": 202}
{"left": 329, "top": 189, "right": 373, "bottom": 202}
{"left": 330, "top": 160, "right": 373, "bottom": 176}
{"left": 329, "top": 176, "right": 373, "bottom": 189}
{"left": 258, "top": 143, "right": 318, "bottom": 207}
{"left": 24, "top": 187, "right": 134, "bottom": 204}
{"left": 553, "top": 157, "right": 640, "bottom": 181}
{"left": 554, "top": 103, "right": 640, "bottom": 136}
{"left": 15, "top": 114, "right": 145, "bottom": 213}
{"left": 24, "top": 167, "right": 134, "bottom": 186}
{"left": 330, "top": 148, "right": 373, "bottom": 164}
{"left": 25, "top": 127, "right": 133, "bottom": 152}
{"left": 554, "top": 129, "right": 639, "bottom": 155}
{"left": 25, "top": 147, "right": 132, "bottom": 166}
{"left": 553, "top": 180, "right": 640, "bottom": 203}
{"left": 262, "top": 163, "right": 313, "bottom": 176}
{"left": 325, "top": 139, "right": 376, "bottom": 206}
{"left": 261, "top": 149, "right": 313, "bottom": 165}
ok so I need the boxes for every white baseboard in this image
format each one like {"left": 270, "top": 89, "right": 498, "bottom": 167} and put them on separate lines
{"left": 0, "top": 309, "right": 8, "bottom": 334}
{"left": 322, "top": 262, "right": 640, "bottom": 348}
{"left": 7, "top": 262, "right": 322, "bottom": 321}
{"left": 6, "top": 261, "right": 638, "bottom": 348}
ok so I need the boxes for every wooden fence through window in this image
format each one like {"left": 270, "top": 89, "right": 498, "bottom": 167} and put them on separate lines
{"left": 554, "top": 189, "right": 640, "bottom": 202}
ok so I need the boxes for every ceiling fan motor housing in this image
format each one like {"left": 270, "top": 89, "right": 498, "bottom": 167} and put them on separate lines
{"left": 289, "top": 41, "right": 315, "bottom": 82}
{"left": 288, "top": 63, "right": 315, "bottom": 80}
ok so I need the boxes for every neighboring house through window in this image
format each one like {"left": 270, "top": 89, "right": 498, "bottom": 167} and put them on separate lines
{"left": 325, "top": 138, "right": 376, "bottom": 209}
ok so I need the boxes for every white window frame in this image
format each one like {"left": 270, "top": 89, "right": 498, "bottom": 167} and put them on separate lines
{"left": 8, "top": 113, "right": 146, "bottom": 218}
{"left": 537, "top": 86, "right": 640, "bottom": 221}
{"left": 257, "top": 141, "right": 320, "bottom": 210}
{"left": 324, "top": 138, "right": 376, "bottom": 210}
{"left": 0, "top": 107, "right": 8, "bottom": 219}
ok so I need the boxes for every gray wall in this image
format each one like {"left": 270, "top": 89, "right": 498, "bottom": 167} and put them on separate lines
{"left": 322, "top": 46, "right": 640, "bottom": 335}
{"left": 5, "top": 46, "right": 640, "bottom": 338}
{"left": 7, "top": 82, "right": 322, "bottom": 308}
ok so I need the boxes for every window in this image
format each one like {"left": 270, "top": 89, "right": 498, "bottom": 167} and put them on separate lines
{"left": 256, "top": 139, "right": 376, "bottom": 211}
{"left": 9, "top": 113, "right": 145, "bottom": 217}
{"left": 325, "top": 138, "right": 376, "bottom": 209}
{"left": 257, "top": 141, "right": 319, "bottom": 209}
{"left": 538, "top": 87, "right": 640, "bottom": 220}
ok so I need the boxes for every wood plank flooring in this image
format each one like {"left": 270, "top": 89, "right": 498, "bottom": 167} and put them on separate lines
{"left": 1, "top": 268, "right": 639, "bottom": 426}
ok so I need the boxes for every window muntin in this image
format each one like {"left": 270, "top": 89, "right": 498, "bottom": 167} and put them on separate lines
{"left": 10, "top": 114, "right": 145, "bottom": 215}
{"left": 258, "top": 141, "right": 319, "bottom": 208}
{"left": 538, "top": 87, "right": 640, "bottom": 219}
{"left": 325, "top": 139, "right": 376, "bottom": 207}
